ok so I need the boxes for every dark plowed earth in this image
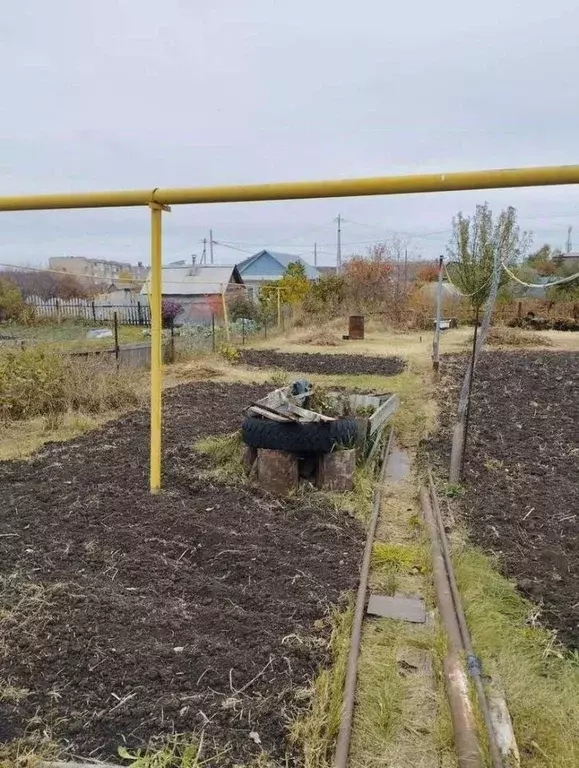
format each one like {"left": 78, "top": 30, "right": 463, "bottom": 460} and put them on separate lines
{"left": 0, "top": 382, "right": 364, "bottom": 763}
{"left": 238, "top": 349, "right": 405, "bottom": 376}
{"left": 429, "top": 350, "right": 579, "bottom": 647}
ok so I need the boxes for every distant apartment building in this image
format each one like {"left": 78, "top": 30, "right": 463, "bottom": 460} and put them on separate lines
{"left": 49, "top": 256, "right": 148, "bottom": 281}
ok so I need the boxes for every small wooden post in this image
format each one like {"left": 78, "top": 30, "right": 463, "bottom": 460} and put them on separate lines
{"left": 91, "top": 300, "right": 96, "bottom": 322}
{"left": 317, "top": 449, "right": 356, "bottom": 491}
{"left": 432, "top": 255, "right": 444, "bottom": 371}
{"left": 113, "top": 311, "right": 120, "bottom": 367}
{"left": 242, "top": 445, "right": 257, "bottom": 474}
{"left": 257, "top": 449, "right": 298, "bottom": 494}
{"left": 169, "top": 318, "right": 175, "bottom": 363}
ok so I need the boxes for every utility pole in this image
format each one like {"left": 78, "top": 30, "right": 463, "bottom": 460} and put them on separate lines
{"left": 566, "top": 225, "right": 573, "bottom": 254}
{"left": 209, "top": 229, "right": 214, "bottom": 264}
{"left": 336, "top": 214, "right": 342, "bottom": 273}
{"left": 314, "top": 242, "right": 317, "bottom": 266}
{"left": 201, "top": 238, "right": 207, "bottom": 264}
{"left": 432, "top": 255, "right": 444, "bottom": 372}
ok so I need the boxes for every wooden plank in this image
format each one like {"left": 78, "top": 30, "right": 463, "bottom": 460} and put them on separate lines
{"left": 285, "top": 403, "right": 335, "bottom": 423}
{"left": 368, "top": 394, "right": 399, "bottom": 436}
{"left": 246, "top": 405, "right": 293, "bottom": 422}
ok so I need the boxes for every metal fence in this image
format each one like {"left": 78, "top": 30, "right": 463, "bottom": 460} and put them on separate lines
{"left": 26, "top": 297, "right": 150, "bottom": 325}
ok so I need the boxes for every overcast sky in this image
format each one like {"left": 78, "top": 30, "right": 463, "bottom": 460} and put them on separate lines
{"left": 1, "top": 0, "right": 579, "bottom": 267}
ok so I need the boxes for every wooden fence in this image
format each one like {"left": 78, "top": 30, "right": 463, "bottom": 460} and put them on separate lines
{"left": 26, "top": 297, "right": 150, "bottom": 325}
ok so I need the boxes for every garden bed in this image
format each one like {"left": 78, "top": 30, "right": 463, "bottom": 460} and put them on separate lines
{"left": 430, "top": 350, "right": 579, "bottom": 647}
{"left": 0, "top": 381, "right": 364, "bottom": 763}
{"left": 238, "top": 349, "right": 405, "bottom": 376}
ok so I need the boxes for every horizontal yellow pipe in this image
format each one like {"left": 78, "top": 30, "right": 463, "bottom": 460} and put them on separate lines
{"left": 1, "top": 165, "right": 579, "bottom": 211}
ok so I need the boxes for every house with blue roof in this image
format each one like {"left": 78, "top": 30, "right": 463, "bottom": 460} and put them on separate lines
{"left": 236, "top": 250, "right": 321, "bottom": 300}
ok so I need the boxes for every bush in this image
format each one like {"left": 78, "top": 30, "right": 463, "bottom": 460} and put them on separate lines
{"left": 228, "top": 295, "right": 260, "bottom": 322}
{"left": 0, "top": 278, "right": 25, "bottom": 321}
{"left": 0, "top": 347, "right": 142, "bottom": 423}
{"left": 162, "top": 300, "right": 183, "bottom": 328}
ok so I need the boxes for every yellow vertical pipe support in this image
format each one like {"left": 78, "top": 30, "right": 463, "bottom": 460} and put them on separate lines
{"left": 149, "top": 202, "right": 166, "bottom": 494}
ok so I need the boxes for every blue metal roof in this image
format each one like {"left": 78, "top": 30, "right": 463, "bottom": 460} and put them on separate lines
{"left": 237, "top": 250, "right": 321, "bottom": 280}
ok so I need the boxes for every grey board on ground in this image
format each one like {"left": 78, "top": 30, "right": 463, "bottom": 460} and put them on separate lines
{"left": 367, "top": 593, "right": 426, "bottom": 623}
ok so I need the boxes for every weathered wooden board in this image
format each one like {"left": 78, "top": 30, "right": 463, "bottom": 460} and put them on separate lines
{"left": 368, "top": 394, "right": 399, "bottom": 436}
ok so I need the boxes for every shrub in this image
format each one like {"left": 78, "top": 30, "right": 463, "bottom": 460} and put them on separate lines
{"left": 228, "top": 295, "right": 260, "bottom": 322}
{"left": 0, "top": 278, "right": 25, "bottom": 321}
{"left": 0, "top": 347, "right": 143, "bottom": 423}
{"left": 0, "top": 347, "right": 67, "bottom": 420}
{"left": 162, "top": 300, "right": 183, "bottom": 328}
{"left": 217, "top": 343, "right": 240, "bottom": 364}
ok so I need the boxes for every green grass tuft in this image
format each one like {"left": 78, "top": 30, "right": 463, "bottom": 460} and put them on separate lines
{"left": 289, "top": 602, "right": 353, "bottom": 768}
{"left": 117, "top": 733, "right": 229, "bottom": 767}
{"left": 371, "top": 541, "right": 429, "bottom": 575}
{"left": 193, "top": 432, "right": 245, "bottom": 483}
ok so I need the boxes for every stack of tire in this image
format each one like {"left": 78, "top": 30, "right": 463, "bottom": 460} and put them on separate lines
{"left": 241, "top": 415, "right": 358, "bottom": 454}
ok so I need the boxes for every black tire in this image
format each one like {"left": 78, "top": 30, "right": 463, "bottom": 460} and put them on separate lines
{"left": 241, "top": 416, "right": 358, "bottom": 454}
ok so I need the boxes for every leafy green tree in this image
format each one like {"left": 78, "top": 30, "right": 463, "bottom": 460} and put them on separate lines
{"left": 279, "top": 261, "right": 310, "bottom": 304}
{"left": 547, "top": 259, "right": 579, "bottom": 300}
{"left": 259, "top": 261, "right": 311, "bottom": 315}
{"left": 303, "top": 273, "right": 346, "bottom": 315}
{"left": 228, "top": 295, "right": 260, "bottom": 321}
{"left": 446, "top": 204, "right": 525, "bottom": 312}
{"left": 525, "top": 244, "right": 559, "bottom": 276}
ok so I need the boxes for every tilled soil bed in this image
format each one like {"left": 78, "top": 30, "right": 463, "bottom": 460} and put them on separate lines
{"left": 238, "top": 349, "right": 405, "bottom": 376}
{"left": 0, "top": 381, "right": 364, "bottom": 763}
{"left": 430, "top": 350, "right": 579, "bottom": 647}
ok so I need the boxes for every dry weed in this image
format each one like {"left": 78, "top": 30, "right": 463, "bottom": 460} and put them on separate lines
{"left": 482, "top": 327, "right": 553, "bottom": 348}
{"left": 298, "top": 330, "right": 344, "bottom": 347}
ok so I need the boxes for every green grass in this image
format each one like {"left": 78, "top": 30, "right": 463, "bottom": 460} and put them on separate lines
{"left": 349, "top": 620, "right": 452, "bottom": 768}
{"left": 289, "top": 603, "right": 353, "bottom": 768}
{"left": 315, "top": 462, "right": 375, "bottom": 523}
{"left": 193, "top": 432, "right": 246, "bottom": 483}
{"left": 454, "top": 543, "right": 579, "bottom": 767}
{"left": 0, "top": 320, "right": 146, "bottom": 349}
{"left": 117, "top": 734, "right": 229, "bottom": 767}
{"left": 371, "top": 541, "right": 429, "bottom": 575}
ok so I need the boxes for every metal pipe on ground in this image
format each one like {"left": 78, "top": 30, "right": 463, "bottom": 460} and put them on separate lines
{"left": 419, "top": 487, "right": 483, "bottom": 768}
{"left": 333, "top": 427, "right": 394, "bottom": 768}
{"left": 428, "top": 471, "right": 519, "bottom": 768}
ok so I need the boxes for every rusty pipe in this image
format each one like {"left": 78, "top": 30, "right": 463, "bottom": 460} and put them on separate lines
{"left": 333, "top": 428, "right": 394, "bottom": 768}
{"left": 428, "top": 471, "right": 507, "bottom": 768}
{"left": 420, "top": 487, "right": 483, "bottom": 768}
